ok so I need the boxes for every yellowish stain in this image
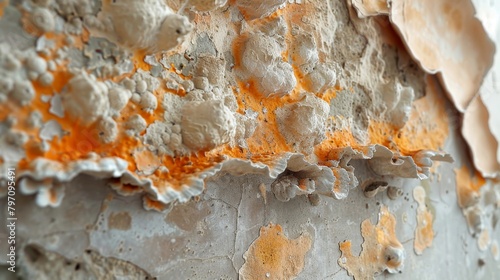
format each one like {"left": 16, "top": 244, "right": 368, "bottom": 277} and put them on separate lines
{"left": 338, "top": 205, "right": 404, "bottom": 279}
{"left": 454, "top": 165, "right": 486, "bottom": 208}
{"left": 413, "top": 186, "right": 434, "bottom": 255}
{"left": 239, "top": 223, "right": 312, "bottom": 280}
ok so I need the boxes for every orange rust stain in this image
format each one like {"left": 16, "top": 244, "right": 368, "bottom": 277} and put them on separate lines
{"left": 150, "top": 153, "right": 223, "bottom": 190}
{"left": 239, "top": 223, "right": 312, "bottom": 280}
{"left": 133, "top": 49, "right": 153, "bottom": 72}
{"left": 231, "top": 33, "right": 250, "bottom": 69}
{"left": 298, "top": 178, "right": 308, "bottom": 190}
{"left": 315, "top": 129, "right": 362, "bottom": 162}
{"left": 413, "top": 186, "right": 433, "bottom": 255}
{"left": 454, "top": 165, "right": 486, "bottom": 208}
{"left": 315, "top": 85, "right": 340, "bottom": 104}
{"left": 109, "top": 179, "right": 143, "bottom": 195}
{"left": 143, "top": 196, "right": 170, "bottom": 212}
{"left": 285, "top": 2, "right": 315, "bottom": 25}
{"left": 369, "top": 76, "right": 449, "bottom": 155}
{"left": 338, "top": 205, "right": 404, "bottom": 279}
{"left": 230, "top": 79, "right": 292, "bottom": 155}
{"left": 48, "top": 187, "right": 58, "bottom": 205}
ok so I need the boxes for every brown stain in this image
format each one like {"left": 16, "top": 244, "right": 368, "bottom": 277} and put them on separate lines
{"left": 239, "top": 223, "right": 312, "bottom": 280}
{"left": 108, "top": 211, "right": 132, "bottom": 231}
{"left": 454, "top": 165, "right": 485, "bottom": 208}
{"left": 143, "top": 196, "right": 170, "bottom": 212}
{"left": 166, "top": 201, "right": 210, "bottom": 231}
{"left": 338, "top": 205, "right": 404, "bottom": 279}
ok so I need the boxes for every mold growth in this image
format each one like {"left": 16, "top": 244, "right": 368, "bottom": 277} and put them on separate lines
{"left": 239, "top": 223, "right": 312, "bottom": 280}
{"left": 19, "top": 244, "right": 154, "bottom": 279}
{"left": 413, "top": 185, "right": 434, "bottom": 255}
{"left": 338, "top": 205, "right": 405, "bottom": 278}
{"left": 348, "top": 0, "right": 499, "bottom": 178}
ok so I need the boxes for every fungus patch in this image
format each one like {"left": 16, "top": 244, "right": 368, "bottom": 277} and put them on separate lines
{"left": 0, "top": 0, "right": 456, "bottom": 211}
{"left": 338, "top": 205, "right": 405, "bottom": 279}
{"left": 413, "top": 185, "right": 434, "bottom": 255}
{"left": 239, "top": 223, "right": 312, "bottom": 280}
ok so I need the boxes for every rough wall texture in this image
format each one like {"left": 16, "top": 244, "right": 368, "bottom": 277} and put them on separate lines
{"left": 0, "top": 0, "right": 499, "bottom": 279}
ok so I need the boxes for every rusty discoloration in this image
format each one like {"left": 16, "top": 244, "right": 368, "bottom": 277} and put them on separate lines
{"left": 454, "top": 165, "right": 485, "bottom": 209}
{"left": 239, "top": 223, "right": 312, "bottom": 280}
{"left": 338, "top": 205, "right": 405, "bottom": 279}
{"left": 413, "top": 186, "right": 433, "bottom": 255}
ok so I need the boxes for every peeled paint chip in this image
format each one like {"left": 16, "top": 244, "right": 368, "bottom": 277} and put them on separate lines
{"left": 462, "top": 96, "right": 500, "bottom": 178}
{"left": 389, "top": 0, "right": 495, "bottom": 112}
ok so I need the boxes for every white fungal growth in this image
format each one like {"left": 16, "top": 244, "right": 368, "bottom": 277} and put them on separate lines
{"left": 181, "top": 100, "right": 237, "bottom": 150}
{"left": 26, "top": 56, "right": 48, "bottom": 75}
{"left": 27, "top": 111, "right": 43, "bottom": 128}
{"left": 108, "top": 87, "right": 132, "bottom": 116}
{"left": 303, "top": 64, "right": 337, "bottom": 93}
{"left": 61, "top": 71, "right": 110, "bottom": 125}
{"left": 126, "top": 114, "right": 147, "bottom": 134}
{"left": 12, "top": 80, "right": 35, "bottom": 106}
{"left": 240, "top": 32, "right": 296, "bottom": 97}
{"left": 38, "top": 72, "right": 54, "bottom": 86}
{"left": 136, "top": 79, "right": 147, "bottom": 94}
{"left": 96, "top": 117, "right": 118, "bottom": 144}
{"left": 88, "top": 0, "right": 193, "bottom": 53}
{"left": 276, "top": 94, "right": 329, "bottom": 154}
{"left": 122, "top": 78, "right": 137, "bottom": 92}
{"left": 2, "top": 52, "right": 21, "bottom": 71}
{"left": 31, "top": 8, "right": 56, "bottom": 32}
{"left": 0, "top": 76, "right": 13, "bottom": 95}
{"left": 139, "top": 91, "right": 158, "bottom": 112}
